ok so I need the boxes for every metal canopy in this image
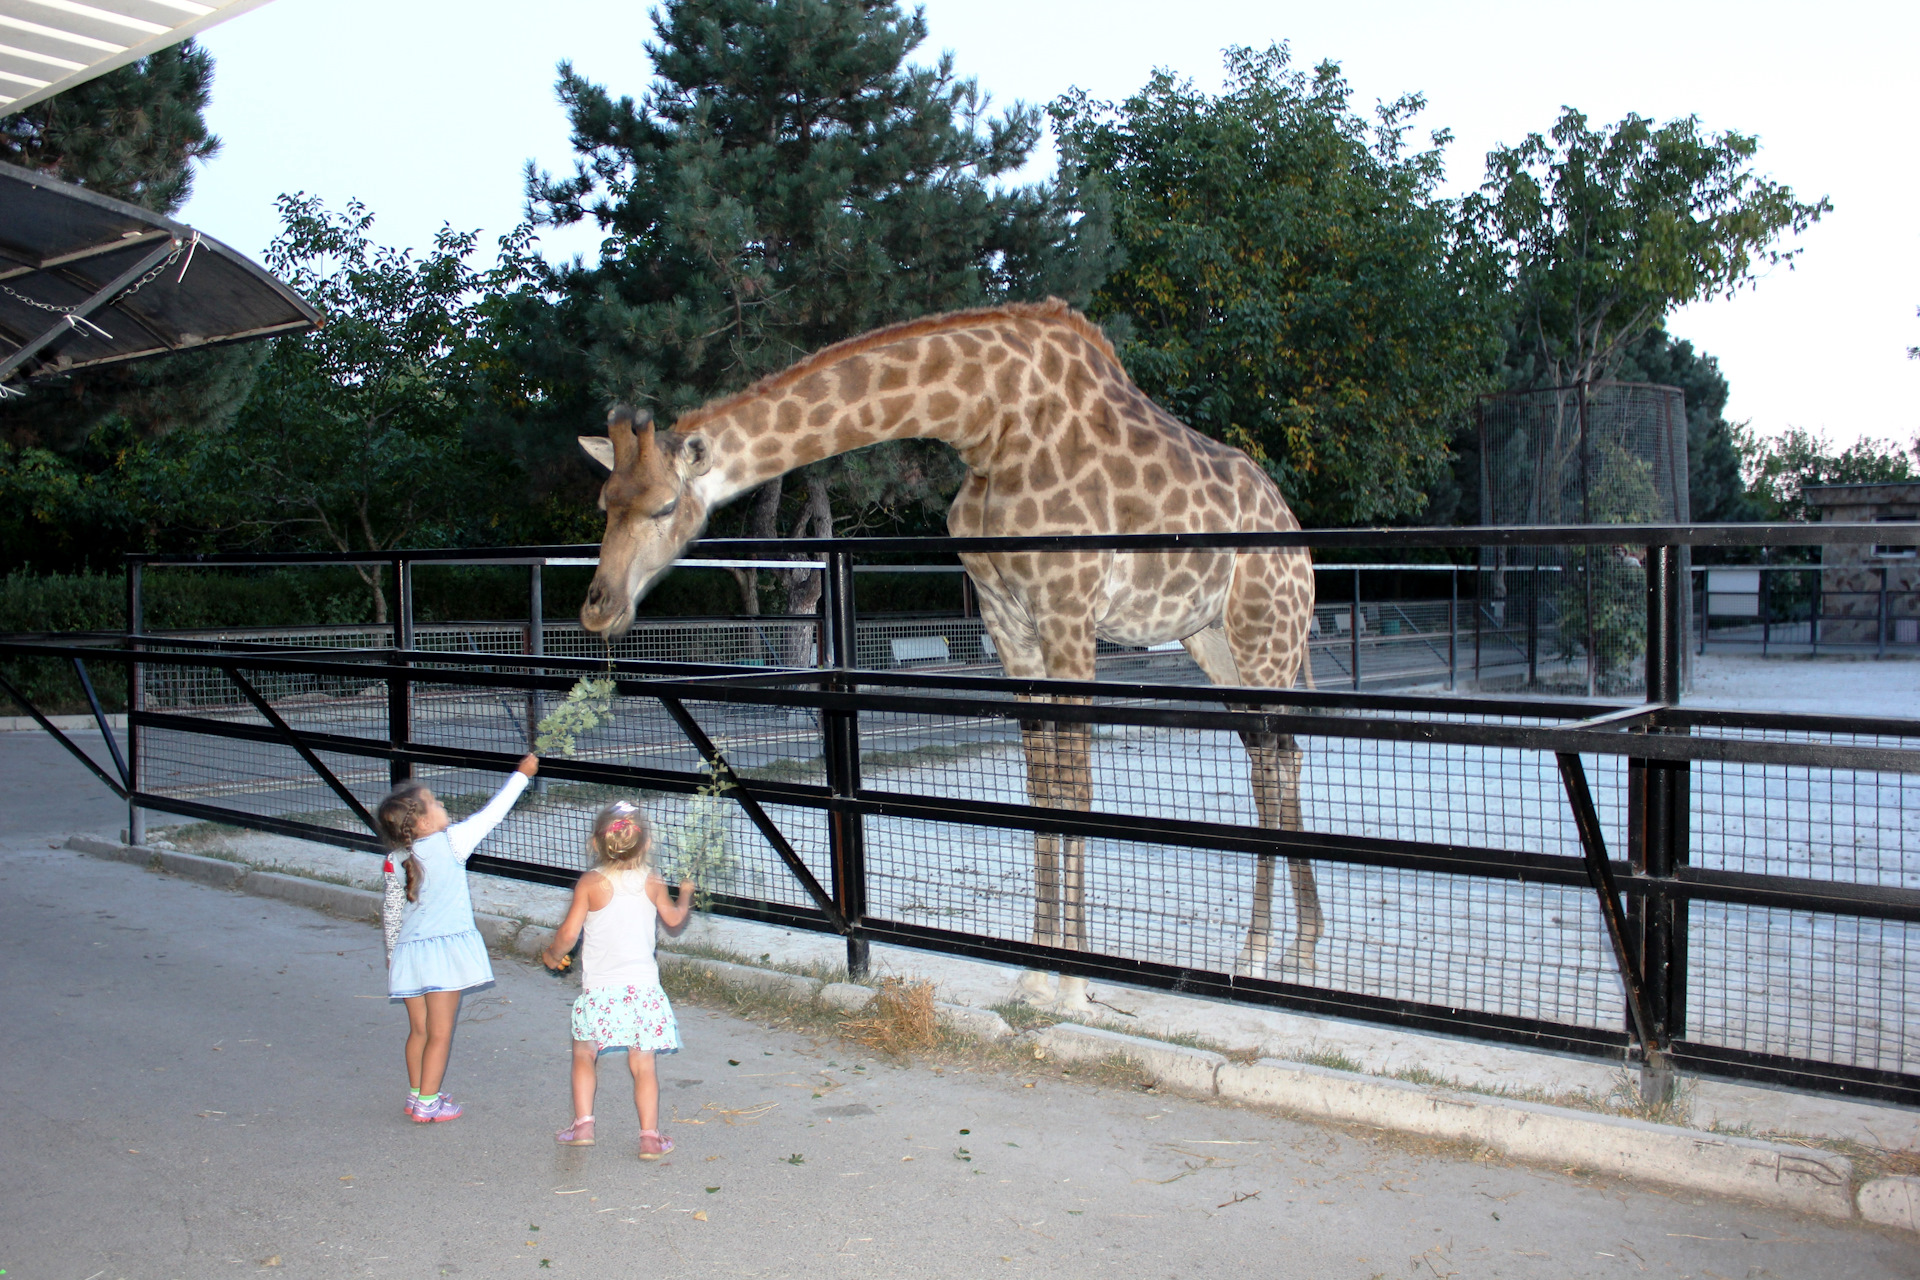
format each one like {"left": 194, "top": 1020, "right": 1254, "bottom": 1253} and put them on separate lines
{"left": 0, "top": 159, "right": 319, "bottom": 387}
{"left": 0, "top": 0, "right": 271, "bottom": 116}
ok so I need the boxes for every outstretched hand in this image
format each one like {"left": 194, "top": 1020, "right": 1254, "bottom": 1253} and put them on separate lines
{"left": 516, "top": 753, "right": 539, "bottom": 777}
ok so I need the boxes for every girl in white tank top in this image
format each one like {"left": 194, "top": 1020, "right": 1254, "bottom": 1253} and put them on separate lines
{"left": 541, "top": 801, "right": 695, "bottom": 1158}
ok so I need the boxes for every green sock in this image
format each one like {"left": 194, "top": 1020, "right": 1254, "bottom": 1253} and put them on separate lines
{"left": 409, "top": 1089, "right": 421, "bottom": 1099}
{"left": 419, "top": 1093, "right": 438, "bottom": 1105}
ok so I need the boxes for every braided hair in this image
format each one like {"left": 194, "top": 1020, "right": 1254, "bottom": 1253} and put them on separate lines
{"left": 376, "top": 780, "right": 432, "bottom": 902}
{"left": 589, "top": 800, "right": 652, "bottom": 871}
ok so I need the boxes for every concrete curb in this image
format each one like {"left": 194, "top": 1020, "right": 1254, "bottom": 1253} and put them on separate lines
{"left": 937, "top": 1002, "right": 1013, "bottom": 1042}
{"left": 804, "top": 980, "right": 1013, "bottom": 1041}
{"left": 1031, "top": 1022, "right": 1226, "bottom": 1096}
{"left": 2, "top": 712, "right": 125, "bottom": 733}
{"left": 1858, "top": 1176, "right": 1920, "bottom": 1231}
{"left": 659, "top": 953, "right": 824, "bottom": 1002}
{"left": 1216, "top": 1056, "right": 1855, "bottom": 1221}
{"left": 234, "top": 870, "right": 382, "bottom": 924}
{"left": 819, "top": 981, "right": 871, "bottom": 1013}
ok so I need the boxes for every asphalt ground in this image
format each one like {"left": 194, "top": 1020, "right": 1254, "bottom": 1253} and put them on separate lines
{"left": 2, "top": 729, "right": 1916, "bottom": 1280}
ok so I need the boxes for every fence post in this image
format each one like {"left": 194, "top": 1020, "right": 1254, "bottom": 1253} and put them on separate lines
{"left": 1879, "top": 567, "right": 1889, "bottom": 659}
{"left": 1447, "top": 566, "right": 1457, "bottom": 691}
{"left": 388, "top": 559, "right": 413, "bottom": 787}
{"left": 1350, "top": 569, "right": 1361, "bottom": 691}
{"left": 125, "top": 559, "right": 143, "bottom": 846}
{"left": 528, "top": 562, "right": 544, "bottom": 789}
{"left": 822, "top": 549, "right": 869, "bottom": 977}
{"left": 1473, "top": 566, "right": 1483, "bottom": 685}
{"left": 1810, "top": 567, "right": 1821, "bottom": 656}
{"left": 1628, "top": 541, "right": 1688, "bottom": 1102}
{"left": 1760, "top": 558, "right": 1771, "bottom": 656}
{"left": 1526, "top": 565, "right": 1539, "bottom": 688}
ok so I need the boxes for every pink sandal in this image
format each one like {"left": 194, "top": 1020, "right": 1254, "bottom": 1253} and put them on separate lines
{"left": 555, "top": 1116, "right": 596, "bottom": 1146}
{"left": 638, "top": 1129, "right": 674, "bottom": 1159}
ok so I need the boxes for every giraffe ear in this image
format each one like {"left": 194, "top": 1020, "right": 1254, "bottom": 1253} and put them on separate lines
{"left": 682, "top": 433, "right": 712, "bottom": 476}
{"left": 578, "top": 436, "right": 617, "bottom": 472}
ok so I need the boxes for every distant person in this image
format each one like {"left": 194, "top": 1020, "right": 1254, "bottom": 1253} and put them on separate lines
{"left": 542, "top": 800, "right": 694, "bottom": 1158}
{"left": 377, "top": 754, "right": 539, "bottom": 1122}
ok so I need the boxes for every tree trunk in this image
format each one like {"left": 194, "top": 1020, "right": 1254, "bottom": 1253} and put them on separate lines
{"left": 782, "top": 475, "right": 833, "bottom": 666}
{"left": 730, "top": 478, "right": 784, "bottom": 614}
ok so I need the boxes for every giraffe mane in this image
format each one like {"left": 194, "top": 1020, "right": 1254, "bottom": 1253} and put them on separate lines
{"left": 668, "top": 298, "right": 1120, "bottom": 435}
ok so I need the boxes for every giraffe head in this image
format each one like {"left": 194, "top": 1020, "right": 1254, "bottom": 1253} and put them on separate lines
{"left": 578, "top": 405, "right": 713, "bottom": 636}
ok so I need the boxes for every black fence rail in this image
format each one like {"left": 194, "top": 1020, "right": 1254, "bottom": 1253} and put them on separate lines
{"left": 4, "top": 521, "right": 1918, "bottom": 1108}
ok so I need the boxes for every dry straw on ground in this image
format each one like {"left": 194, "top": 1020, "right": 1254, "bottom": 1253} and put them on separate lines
{"left": 838, "top": 978, "right": 940, "bottom": 1055}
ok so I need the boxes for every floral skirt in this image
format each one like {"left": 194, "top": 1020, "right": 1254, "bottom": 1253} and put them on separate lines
{"left": 571, "top": 982, "right": 680, "bottom": 1054}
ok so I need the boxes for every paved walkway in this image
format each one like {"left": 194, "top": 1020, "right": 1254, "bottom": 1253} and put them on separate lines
{"left": 2, "top": 840, "right": 1914, "bottom": 1277}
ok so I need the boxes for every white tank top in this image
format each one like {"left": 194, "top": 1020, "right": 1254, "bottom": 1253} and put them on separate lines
{"left": 581, "top": 867, "right": 660, "bottom": 992}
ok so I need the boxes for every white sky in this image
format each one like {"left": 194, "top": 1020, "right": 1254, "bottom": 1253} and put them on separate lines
{"left": 181, "top": 0, "right": 1918, "bottom": 451}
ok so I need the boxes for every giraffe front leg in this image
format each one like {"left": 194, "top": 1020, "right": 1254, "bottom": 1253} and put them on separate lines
{"left": 1016, "top": 718, "right": 1063, "bottom": 1007}
{"left": 1050, "top": 718, "right": 1095, "bottom": 1014}
{"left": 1281, "top": 857, "right": 1324, "bottom": 973}
{"left": 1237, "top": 854, "right": 1277, "bottom": 977}
{"left": 1277, "top": 737, "right": 1322, "bottom": 973}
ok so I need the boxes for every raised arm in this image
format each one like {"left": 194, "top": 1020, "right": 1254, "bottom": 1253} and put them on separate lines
{"left": 447, "top": 755, "right": 538, "bottom": 860}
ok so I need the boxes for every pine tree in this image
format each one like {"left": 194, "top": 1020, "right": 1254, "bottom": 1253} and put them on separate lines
{"left": 501, "top": 0, "right": 1110, "bottom": 608}
{"left": 1, "top": 40, "right": 220, "bottom": 213}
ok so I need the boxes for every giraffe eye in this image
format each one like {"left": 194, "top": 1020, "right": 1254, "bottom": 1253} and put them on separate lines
{"left": 652, "top": 499, "right": 679, "bottom": 520}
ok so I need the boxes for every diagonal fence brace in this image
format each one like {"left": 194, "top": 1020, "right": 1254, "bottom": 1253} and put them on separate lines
{"left": 1555, "top": 751, "right": 1662, "bottom": 1059}
{"left": 654, "top": 693, "right": 850, "bottom": 936}
{"left": 0, "top": 669, "right": 128, "bottom": 800}
{"left": 70, "top": 658, "right": 130, "bottom": 789}
{"left": 222, "top": 664, "right": 380, "bottom": 838}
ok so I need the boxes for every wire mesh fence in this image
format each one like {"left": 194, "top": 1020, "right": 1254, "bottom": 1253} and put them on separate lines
{"left": 8, "top": 522, "right": 1919, "bottom": 1103}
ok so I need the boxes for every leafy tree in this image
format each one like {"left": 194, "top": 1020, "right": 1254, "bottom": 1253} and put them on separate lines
{"left": 508, "top": 0, "right": 1108, "bottom": 610}
{"left": 1471, "top": 107, "right": 1829, "bottom": 389}
{"left": 1053, "top": 44, "right": 1502, "bottom": 526}
{"left": 1737, "top": 427, "right": 1916, "bottom": 523}
{"left": 218, "top": 196, "right": 524, "bottom": 620}
{"left": 0, "top": 40, "right": 258, "bottom": 451}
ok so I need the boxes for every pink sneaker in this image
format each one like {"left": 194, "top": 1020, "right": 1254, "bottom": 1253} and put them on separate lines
{"left": 555, "top": 1116, "right": 596, "bottom": 1146}
{"left": 404, "top": 1094, "right": 420, "bottom": 1118}
{"left": 412, "top": 1094, "right": 463, "bottom": 1123}
{"left": 638, "top": 1129, "right": 674, "bottom": 1159}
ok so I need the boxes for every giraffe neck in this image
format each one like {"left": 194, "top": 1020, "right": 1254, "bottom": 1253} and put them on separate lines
{"left": 684, "top": 321, "right": 1037, "bottom": 509}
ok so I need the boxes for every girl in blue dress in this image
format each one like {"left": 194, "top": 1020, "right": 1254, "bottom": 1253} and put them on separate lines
{"left": 377, "top": 754, "right": 538, "bottom": 1122}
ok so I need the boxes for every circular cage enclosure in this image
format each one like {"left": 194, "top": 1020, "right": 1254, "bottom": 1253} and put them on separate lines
{"left": 1476, "top": 383, "right": 1692, "bottom": 697}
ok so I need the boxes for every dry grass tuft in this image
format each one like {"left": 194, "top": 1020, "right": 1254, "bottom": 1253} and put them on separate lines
{"left": 838, "top": 978, "right": 940, "bottom": 1055}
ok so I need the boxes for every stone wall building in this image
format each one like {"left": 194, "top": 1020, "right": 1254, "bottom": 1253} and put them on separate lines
{"left": 1803, "top": 482, "right": 1920, "bottom": 647}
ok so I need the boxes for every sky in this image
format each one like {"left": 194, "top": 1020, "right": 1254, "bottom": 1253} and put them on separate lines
{"left": 179, "top": 0, "right": 1918, "bottom": 451}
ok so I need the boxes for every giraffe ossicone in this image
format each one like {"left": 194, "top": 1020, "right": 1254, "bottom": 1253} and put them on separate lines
{"left": 579, "top": 299, "right": 1323, "bottom": 1003}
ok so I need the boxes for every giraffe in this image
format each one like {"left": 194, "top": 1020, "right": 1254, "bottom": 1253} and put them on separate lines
{"left": 576, "top": 299, "right": 1323, "bottom": 1011}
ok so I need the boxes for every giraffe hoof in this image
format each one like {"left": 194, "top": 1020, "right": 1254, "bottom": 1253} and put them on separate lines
{"left": 1012, "top": 970, "right": 1056, "bottom": 1007}
{"left": 1054, "top": 976, "right": 1094, "bottom": 1015}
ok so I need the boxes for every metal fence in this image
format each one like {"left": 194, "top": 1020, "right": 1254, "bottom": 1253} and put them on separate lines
{"left": 124, "top": 562, "right": 1560, "bottom": 695}
{"left": 1698, "top": 563, "right": 1920, "bottom": 656}
{"left": 4, "top": 521, "right": 1917, "bottom": 1108}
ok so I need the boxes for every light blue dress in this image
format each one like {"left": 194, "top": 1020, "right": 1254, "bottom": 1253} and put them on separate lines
{"left": 387, "top": 772, "right": 529, "bottom": 999}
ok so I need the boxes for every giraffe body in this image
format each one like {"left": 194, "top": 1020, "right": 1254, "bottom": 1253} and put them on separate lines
{"left": 578, "top": 300, "right": 1323, "bottom": 1000}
